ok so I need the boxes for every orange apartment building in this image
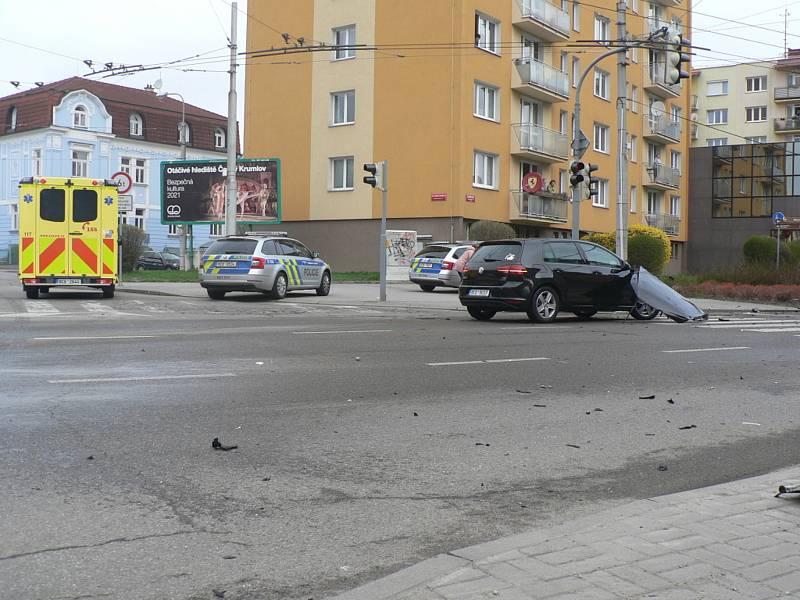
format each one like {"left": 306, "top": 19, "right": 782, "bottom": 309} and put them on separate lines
{"left": 244, "top": 0, "right": 691, "bottom": 272}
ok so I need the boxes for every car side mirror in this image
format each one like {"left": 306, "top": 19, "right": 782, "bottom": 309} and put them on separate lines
{"left": 611, "top": 261, "right": 631, "bottom": 273}
{"left": 312, "top": 251, "right": 320, "bottom": 259}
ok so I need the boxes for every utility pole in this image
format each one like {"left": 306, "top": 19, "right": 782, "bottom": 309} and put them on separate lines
{"left": 379, "top": 161, "right": 388, "bottom": 302}
{"left": 616, "top": 1, "right": 629, "bottom": 259}
{"left": 224, "top": 1, "right": 238, "bottom": 236}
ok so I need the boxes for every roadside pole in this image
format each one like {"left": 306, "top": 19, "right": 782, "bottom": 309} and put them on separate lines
{"left": 615, "top": 1, "right": 629, "bottom": 259}
{"left": 224, "top": 1, "right": 238, "bottom": 237}
{"left": 379, "top": 160, "right": 388, "bottom": 302}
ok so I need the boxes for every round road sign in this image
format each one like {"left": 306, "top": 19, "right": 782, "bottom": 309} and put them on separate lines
{"left": 112, "top": 171, "right": 133, "bottom": 194}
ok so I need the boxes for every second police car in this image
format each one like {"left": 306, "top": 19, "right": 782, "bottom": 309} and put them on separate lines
{"left": 199, "top": 233, "right": 331, "bottom": 300}
{"left": 408, "top": 243, "right": 475, "bottom": 292}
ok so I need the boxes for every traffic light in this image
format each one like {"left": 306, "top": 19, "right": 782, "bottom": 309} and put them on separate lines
{"left": 665, "top": 34, "right": 690, "bottom": 85}
{"left": 586, "top": 164, "right": 599, "bottom": 198}
{"left": 569, "top": 161, "right": 585, "bottom": 188}
{"left": 363, "top": 162, "right": 384, "bottom": 189}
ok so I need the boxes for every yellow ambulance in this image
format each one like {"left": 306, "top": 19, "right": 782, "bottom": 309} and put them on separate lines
{"left": 18, "top": 177, "right": 119, "bottom": 299}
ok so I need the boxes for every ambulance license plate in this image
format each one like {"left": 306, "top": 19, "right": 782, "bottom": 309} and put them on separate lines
{"left": 56, "top": 278, "right": 82, "bottom": 285}
{"left": 216, "top": 261, "right": 237, "bottom": 268}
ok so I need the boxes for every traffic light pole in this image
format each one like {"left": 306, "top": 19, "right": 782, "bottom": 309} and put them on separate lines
{"left": 571, "top": 46, "right": 627, "bottom": 241}
{"left": 379, "top": 160, "right": 388, "bottom": 302}
{"left": 616, "top": 0, "right": 629, "bottom": 260}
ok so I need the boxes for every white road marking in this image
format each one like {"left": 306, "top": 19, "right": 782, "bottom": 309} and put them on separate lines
{"left": 34, "top": 335, "right": 157, "bottom": 341}
{"left": 500, "top": 325, "right": 571, "bottom": 330}
{"left": 742, "top": 422, "right": 762, "bottom": 426}
{"left": 698, "top": 320, "right": 800, "bottom": 328}
{"left": 293, "top": 329, "right": 393, "bottom": 335}
{"left": 24, "top": 301, "right": 59, "bottom": 314}
{"left": 663, "top": 346, "right": 751, "bottom": 354}
{"left": 48, "top": 373, "right": 237, "bottom": 384}
{"left": 428, "top": 357, "right": 549, "bottom": 366}
{"left": 742, "top": 327, "right": 800, "bottom": 333}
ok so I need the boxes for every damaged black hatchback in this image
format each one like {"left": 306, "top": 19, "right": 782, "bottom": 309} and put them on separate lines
{"left": 459, "top": 239, "right": 659, "bottom": 322}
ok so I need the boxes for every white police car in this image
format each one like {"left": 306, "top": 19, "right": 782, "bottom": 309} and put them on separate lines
{"left": 199, "top": 233, "right": 331, "bottom": 300}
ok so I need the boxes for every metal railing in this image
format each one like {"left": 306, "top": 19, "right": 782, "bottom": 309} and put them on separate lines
{"left": 645, "top": 212, "right": 680, "bottom": 235}
{"left": 514, "top": 58, "right": 569, "bottom": 97}
{"left": 645, "top": 61, "right": 682, "bottom": 95}
{"left": 774, "top": 86, "right": 800, "bottom": 101}
{"left": 519, "top": 0, "right": 570, "bottom": 35}
{"left": 774, "top": 117, "right": 800, "bottom": 131}
{"left": 645, "top": 163, "right": 681, "bottom": 188}
{"left": 512, "top": 123, "right": 569, "bottom": 158}
{"left": 647, "top": 115, "right": 681, "bottom": 141}
{"left": 512, "top": 190, "right": 568, "bottom": 222}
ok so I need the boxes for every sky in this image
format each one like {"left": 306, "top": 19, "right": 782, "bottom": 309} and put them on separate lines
{"left": 0, "top": 0, "right": 796, "bottom": 128}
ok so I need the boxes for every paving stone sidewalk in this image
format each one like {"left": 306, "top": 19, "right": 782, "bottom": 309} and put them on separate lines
{"left": 329, "top": 467, "right": 800, "bottom": 600}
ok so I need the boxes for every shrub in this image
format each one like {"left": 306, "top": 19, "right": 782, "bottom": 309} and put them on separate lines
{"left": 582, "top": 232, "right": 615, "bottom": 251}
{"left": 119, "top": 224, "right": 147, "bottom": 273}
{"left": 786, "top": 240, "right": 800, "bottom": 265}
{"left": 629, "top": 233, "right": 667, "bottom": 274}
{"left": 743, "top": 235, "right": 782, "bottom": 264}
{"left": 469, "top": 220, "right": 516, "bottom": 241}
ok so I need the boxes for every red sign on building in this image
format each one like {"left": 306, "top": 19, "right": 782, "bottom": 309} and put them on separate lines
{"left": 465, "top": 194, "right": 476, "bottom": 203}
{"left": 431, "top": 193, "right": 447, "bottom": 201}
{"left": 522, "top": 172, "right": 544, "bottom": 194}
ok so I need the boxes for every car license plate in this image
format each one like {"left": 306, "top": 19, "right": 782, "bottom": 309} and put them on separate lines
{"left": 56, "top": 278, "right": 81, "bottom": 285}
{"left": 216, "top": 261, "right": 237, "bottom": 268}
{"left": 468, "top": 289, "right": 490, "bottom": 297}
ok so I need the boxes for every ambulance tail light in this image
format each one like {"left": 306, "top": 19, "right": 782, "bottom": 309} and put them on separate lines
{"left": 250, "top": 257, "right": 266, "bottom": 269}
{"left": 22, "top": 278, "right": 38, "bottom": 284}
{"left": 98, "top": 278, "right": 113, "bottom": 285}
{"left": 37, "top": 178, "right": 47, "bottom": 184}
{"left": 92, "top": 180, "right": 99, "bottom": 186}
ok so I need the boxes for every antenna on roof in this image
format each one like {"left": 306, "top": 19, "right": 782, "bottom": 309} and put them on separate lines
{"left": 104, "top": 62, "right": 113, "bottom": 70}
{"left": 83, "top": 59, "right": 93, "bottom": 69}
{"left": 153, "top": 78, "right": 163, "bottom": 92}
{"left": 281, "top": 33, "right": 290, "bottom": 44}
{"left": 10, "top": 81, "right": 19, "bottom": 88}
{"left": 34, "top": 82, "right": 44, "bottom": 87}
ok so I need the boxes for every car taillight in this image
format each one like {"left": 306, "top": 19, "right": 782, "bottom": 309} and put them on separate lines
{"left": 497, "top": 265, "right": 528, "bottom": 276}
{"left": 442, "top": 260, "right": 455, "bottom": 270}
{"left": 251, "top": 257, "right": 266, "bottom": 269}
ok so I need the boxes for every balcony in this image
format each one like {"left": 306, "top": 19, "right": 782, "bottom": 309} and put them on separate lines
{"left": 774, "top": 86, "right": 800, "bottom": 102}
{"left": 644, "top": 163, "right": 680, "bottom": 190}
{"left": 513, "top": 0, "right": 570, "bottom": 41}
{"left": 774, "top": 117, "right": 800, "bottom": 133}
{"left": 649, "top": 0, "right": 682, "bottom": 5}
{"left": 644, "top": 61, "right": 681, "bottom": 98}
{"left": 512, "top": 58, "right": 569, "bottom": 102}
{"left": 511, "top": 123, "right": 569, "bottom": 162}
{"left": 511, "top": 190, "right": 568, "bottom": 223}
{"left": 644, "top": 115, "right": 681, "bottom": 144}
{"left": 646, "top": 212, "right": 681, "bottom": 235}
{"left": 690, "top": 94, "right": 698, "bottom": 111}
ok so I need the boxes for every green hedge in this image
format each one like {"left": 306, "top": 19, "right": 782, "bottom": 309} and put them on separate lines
{"left": 582, "top": 224, "right": 671, "bottom": 274}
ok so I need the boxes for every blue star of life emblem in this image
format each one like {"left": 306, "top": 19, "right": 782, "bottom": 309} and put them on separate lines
{"left": 23, "top": 194, "right": 33, "bottom": 203}
{"left": 104, "top": 196, "right": 114, "bottom": 206}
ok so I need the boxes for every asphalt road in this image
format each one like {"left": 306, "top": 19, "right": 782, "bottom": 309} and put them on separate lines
{"left": 2, "top": 271, "right": 800, "bottom": 600}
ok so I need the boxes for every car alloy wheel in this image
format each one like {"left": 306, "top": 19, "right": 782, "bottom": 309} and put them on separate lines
{"left": 317, "top": 271, "right": 331, "bottom": 296}
{"left": 631, "top": 301, "right": 659, "bottom": 320}
{"left": 528, "top": 286, "right": 559, "bottom": 323}
{"left": 271, "top": 272, "right": 288, "bottom": 299}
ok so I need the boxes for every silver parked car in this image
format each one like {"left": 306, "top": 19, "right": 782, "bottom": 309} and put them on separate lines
{"left": 199, "top": 234, "right": 331, "bottom": 300}
{"left": 408, "top": 243, "right": 475, "bottom": 292}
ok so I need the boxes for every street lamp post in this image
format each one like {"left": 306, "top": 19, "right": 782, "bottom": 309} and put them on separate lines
{"left": 159, "top": 92, "right": 191, "bottom": 270}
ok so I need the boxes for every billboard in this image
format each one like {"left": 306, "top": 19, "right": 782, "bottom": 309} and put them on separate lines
{"left": 161, "top": 158, "right": 281, "bottom": 225}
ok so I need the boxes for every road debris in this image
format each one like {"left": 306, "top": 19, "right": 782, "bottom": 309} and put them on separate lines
{"left": 86, "top": 455, "right": 94, "bottom": 460}
{"left": 539, "top": 384, "right": 553, "bottom": 389}
{"left": 638, "top": 394, "right": 656, "bottom": 400}
{"left": 516, "top": 389, "right": 532, "bottom": 394}
{"left": 475, "top": 442, "right": 490, "bottom": 446}
{"left": 658, "top": 464, "right": 668, "bottom": 471}
{"left": 413, "top": 412, "right": 419, "bottom": 416}
{"left": 566, "top": 444, "right": 581, "bottom": 449}
{"left": 532, "top": 404, "right": 547, "bottom": 408}
{"left": 775, "top": 484, "right": 800, "bottom": 498}
{"left": 212, "top": 590, "right": 226, "bottom": 599}
{"left": 678, "top": 424, "right": 697, "bottom": 430}
{"left": 212, "top": 437, "right": 238, "bottom": 451}
{"left": 262, "top": 476, "right": 271, "bottom": 481}
{"left": 667, "top": 399, "right": 675, "bottom": 404}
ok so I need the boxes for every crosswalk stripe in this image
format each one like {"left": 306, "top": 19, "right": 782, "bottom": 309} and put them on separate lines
{"left": 24, "top": 301, "right": 59, "bottom": 314}
{"left": 742, "top": 327, "right": 800, "bottom": 333}
{"left": 698, "top": 321, "right": 800, "bottom": 329}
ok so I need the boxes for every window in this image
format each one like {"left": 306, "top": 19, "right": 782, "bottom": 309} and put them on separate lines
{"left": 746, "top": 136, "right": 768, "bottom": 144}
{"left": 630, "top": 45, "right": 638, "bottom": 64}
{"left": 333, "top": 25, "right": 355, "bottom": 60}
{"left": 332, "top": 90, "right": 356, "bottom": 125}
{"left": 559, "top": 110, "right": 568, "bottom": 134}
{"left": 543, "top": 242, "right": 584, "bottom": 264}
{"left": 473, "top": 151, "right": 498, "bottom": 189}
{"left": 707, "top": 109, "right": 728, "bottom": 125}
{"left": 647, "top": 191, "right": 661, "bottom": 215}
{"left": 594, "top": 15, "right": 610, "bottom": 44}
{"left": 593, "top": 123, "right": 609, "bottom": 153}
{"left": 594, "top": 69, "right": 610, "bottom": 100}
{"left": 129, "top": 113, "right": 143, "bottom": 136}
{"left": 670, "top": 105, "right": 681, "bottom": 124}
{"left": 132, "top": 207, "right": 145, "bottom": 229}
{"left": 706, "top": 80, "right": 728, "bottom": 96}
{"left": 593, "top": 179, "right": 609, "bottom": 208}
{"left": 474, "top": 83, "right": 499, "bottom": 121}
{"left": 210, "top": 223, "right": 223, "bottom": 236}
{"left": 572, "top": 1, "right": 580, "bottom": 31}
{"left": 73, "top": 105, "right": 88, "bottom": 128}
{"left": 669, "top": 195, "right": 680, "bottom": 217}
{"left": 73, "top": 190, "right": 98, "bottom": 222}
{"left": 214, "top": 128, "right": 226, "bottom": 148}
{"left": 630, "top": 0, "right": 638, "bottom": 13}
{"left": 330, "top": 156, "right": 354, "bottom": 190}
{"left": 707, "top": 138, "right": 727, "bottom": 147}
{"left": 31, "top": 148, "right": 42, "bottom": 176}
{"left": 9, "top": 203, "right": 18, "bottom": 230}
{"left": 168, "top": 224, "right": 180, "bottom": 235}
{"left": 572, "top": 57, "right": 580, "bottom": 88}
{"left": 121, "top": 157, "right": 146, "bottom": 184}
{"left": 627, "top": 85, "right": 638, "bottom": 113}
{"left": 745, "top": 106, "right": 767, "bottom": 122}
{"left": 71, "top": 149, "right": 89, "bottom": 177}
{"left": 560, "top": 52, "right": 567, "bottom": 74}
{"left": 6, "top": 106, "right": 17, "bottom": 132}
{"left": 630, "top": 135, "right": 638, "bottom": 162}
{"left": 475, "top": 13, "right": 500, "bottom": 54}
{"left": 746, "top": 76, "right": 767, "bottom": 92}
{"left": 178, "top": 121, "right": 191, "bottom": 144}
{"left": 559, "top": 169, "right": 568, "bottom": 193}
{"left": 580, "top": 242, "right": 623, "bottom": 267}
{"left": 670, "top": 150, "right": 681, "bottom": 173}
{"left": 630, "top": 185, "right": 637, "bottom": 213}
{"left": 40, "top": 189, "right": 65, "bottom": 222}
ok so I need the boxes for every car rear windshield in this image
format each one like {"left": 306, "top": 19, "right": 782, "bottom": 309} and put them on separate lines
{"left": 472, "top": 242, "right": 523, "bottom": 263}
{"left": 205, "top": 239, "right": 258, "bottom": 255}
{"left": 415, "top": 246, "right": 451, "bottom": 259}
